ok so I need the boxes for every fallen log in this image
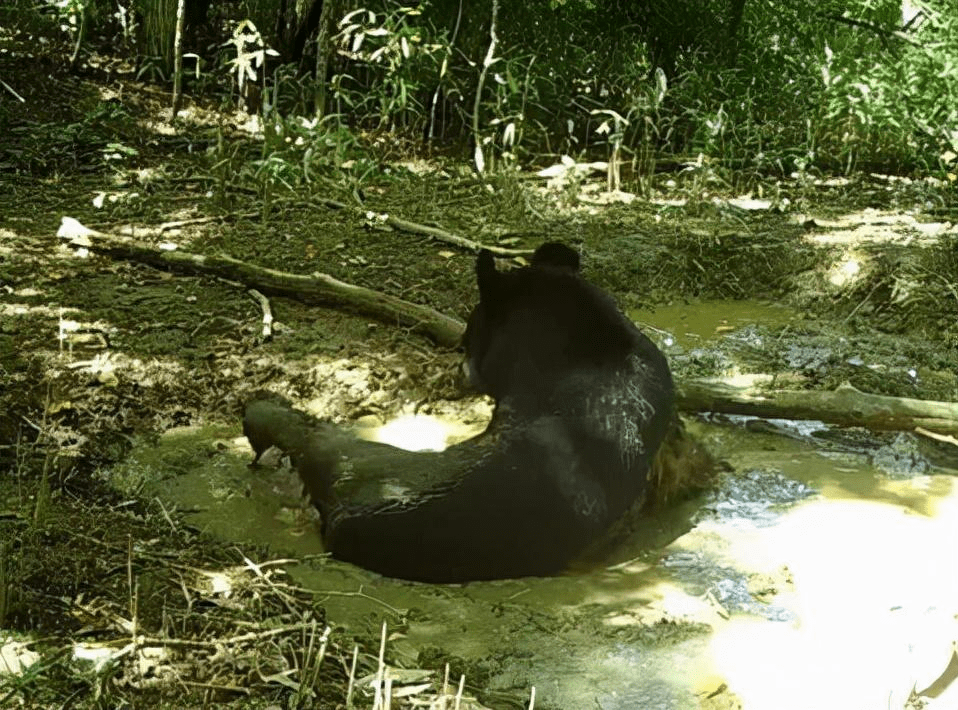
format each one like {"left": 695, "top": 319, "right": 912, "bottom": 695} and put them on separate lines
{"left": 678, "top": 377, "right": 958, "bottom": 438}
{"left": 57, "top": 217, "right": 466, "bottom": 348}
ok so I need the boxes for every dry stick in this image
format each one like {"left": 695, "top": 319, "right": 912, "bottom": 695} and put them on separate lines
{"left": 346, "top": 644, "right": 359, "bottom": 709}
{"left": 313, "top": 586, "right": 406, "bottom": 616}
{"left": 295, "top": 619, "right": 330, "bottom": 701}
{"left": 58, "top": 220, "right": 958, "bottom": 434}
{"left": 0, "top": 78, "right": 25, "bottom": 102}
{"left": 842, "top": 280, "right": 883, "bottom": 323}
{"left": 915, "top": 426, "right": 958, "bottom": 448}
{"left": 152, "top": 496, "right": 179, "bottom": 533}
{"left": 75, "top": 531, "right": 300, "bottom": 580}
{"left": 136, "top": 623, "right": 316, "bottom": 648}
{"left": 74, "top": 529, "right": 302, "bottom": 583}
{"left": 247, "top": 288, "right": 273, "bottom": 339}
{"left": 178, "top": 680, "right": 251, "bottom": 694}
{"left": 177, "top": 574, "right": 194, "bottom": 615}
{"left": 383, "top": 213, "right": 514, "bottom": 255}
{"left": 455, "top": 674, "right": 465, "bottom": 710}
{"left": 312, "top": 0, "right": 337, "bottom": 118}
{"left": 308, "top": 625, "right": 332, "bottom": 691}
{"left": 443, "top": 663, "right": 450, "bottom": 706}
{"left": 313, "top": 198, "right": 529, "bottom": 257}
{"left": 71, "top": 621, "right": 318, "bottom": 661}
{"left": 259, "top": 572, "right": 394, "bottom": 606}
{"left": 158, "top": 215, "right": 237, "bottom": 233}
{"left": 88, "top": 199, "right": 528, "bottom": 258}
{"left": 300, "top": 618, "right": 318, "bottom": 699}
{"left": 374, "top": 621, "right": 388, "bottom": 710}
{"left": 237, "top": 551, "right": 302, "bottom": 614}
{"left": 68, "top": 0, "right": 88, "bottom": 70}
{"left": 263, "top": 575, "right": 405, "bottom": 616}
{"left": 107, "top": 213, "right": 261, "bottom": 239}
{"left": 127, "top": 535, "right": 138, "bottom": 642}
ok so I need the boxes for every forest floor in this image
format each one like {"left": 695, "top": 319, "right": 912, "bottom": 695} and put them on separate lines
{"left": 2, "top": 47, "right": 958, "bottom": 709}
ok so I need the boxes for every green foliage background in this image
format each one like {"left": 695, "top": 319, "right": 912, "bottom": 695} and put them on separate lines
{"left": 301, "top": 0, "right": 958, "bottom": 179}
{"left": 8, "top": 0, "right": 958, "bottom": 179}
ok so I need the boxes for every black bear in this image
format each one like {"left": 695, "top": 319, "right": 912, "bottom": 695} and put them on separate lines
{"left": 244, "top": 242, "right": 677, "bottom": 582}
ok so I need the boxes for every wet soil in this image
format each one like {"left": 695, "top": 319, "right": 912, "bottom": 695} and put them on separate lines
{"left": 2, "top": 48, "right": 958, "bottom": 709}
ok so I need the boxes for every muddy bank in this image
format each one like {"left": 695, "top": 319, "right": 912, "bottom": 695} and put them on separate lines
{"left": 109, "top": 389, "right": 958, "bottom": 709}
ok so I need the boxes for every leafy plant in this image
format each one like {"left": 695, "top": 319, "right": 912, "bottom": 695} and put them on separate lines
{"left": 225, "top": 20, "right": 280, "bottom": 114}
{"left": 333, "top": 6, "right": 441, "bottom": 131}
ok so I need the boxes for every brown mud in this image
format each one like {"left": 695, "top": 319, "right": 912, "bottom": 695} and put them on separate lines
{"left": 2, "top": 49, "right": 958, "bottom": 709}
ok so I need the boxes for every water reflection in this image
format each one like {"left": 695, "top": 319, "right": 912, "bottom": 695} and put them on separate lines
{"left": 630, "top": 300, "right": 797, "bottom": 350}
{"left": 708, "top": 489, "right": 958, "bottom": 709}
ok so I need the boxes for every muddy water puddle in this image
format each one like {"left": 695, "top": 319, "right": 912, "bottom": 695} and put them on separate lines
{"left": 674, "top": 423, "right": 958, "bottom": 710}
{"left": 110, "top": 294, "right": 955, "bottom": 710}
{"left": 630, "top": 300, "right": 798, "bottom": 350}
{"left": 118, "top": 412, "right": 958, "bottom": 710}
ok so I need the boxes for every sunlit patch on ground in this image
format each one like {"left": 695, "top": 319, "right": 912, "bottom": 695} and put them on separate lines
{"left": 358, "top": 413, "right": 458, "bottom": 451}
{"left": 800, "top": 208, "right": 958, "bottom": 246}
{"left": 0, "top": 637, "right": 40, "bottom": 676}
{"left": 356, "top": 405, "right": 491, "bottom": 452}
{"left": 706, "top": 481, "right": 958, "bottom": 709}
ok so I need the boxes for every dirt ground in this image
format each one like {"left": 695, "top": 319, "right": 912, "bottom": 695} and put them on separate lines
{"left": 2, "top": 49, "right": 958, "bottom": 709}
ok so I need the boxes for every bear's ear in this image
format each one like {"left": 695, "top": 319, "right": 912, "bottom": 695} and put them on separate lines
{"left": 531, "top": 242, "right": 580, "bottom": 272}
{"left": 476, "top": 249, "right": 499, "bottom": 302}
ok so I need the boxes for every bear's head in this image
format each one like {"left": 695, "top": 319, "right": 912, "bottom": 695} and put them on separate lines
{"left": 462, "top": 242, "right": 638, "bottom": 409}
